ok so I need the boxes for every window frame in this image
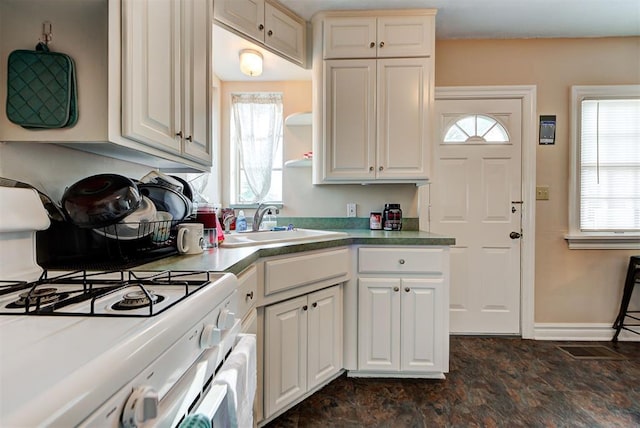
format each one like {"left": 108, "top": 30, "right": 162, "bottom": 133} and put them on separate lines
{"left": 566, "top": 85, "right": 640, "bottom": 249}
{"left": 229, "top": 92, "right": 284, "bottom": 207}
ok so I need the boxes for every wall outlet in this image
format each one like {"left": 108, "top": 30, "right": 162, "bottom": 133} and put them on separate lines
{"left": 347, "top": 203, "right": 357, "bottom": 217}
{"left": 536, "top": 185, "right": 550, "bottom": 200}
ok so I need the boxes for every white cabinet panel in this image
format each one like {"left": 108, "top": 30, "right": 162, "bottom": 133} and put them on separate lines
{"left": 356, "top": 246, "right": 449, "bottom": 376}
{"left": 307, "top": 286, "right": 342, "bottom": 390}
{"left": 264, "top": 285, "right": 342, "bottom": 418}
{"left": 401, "top": 278, "right": 444, "bottom": 371}
{"left": 323, "top": 60, "right": 376, "bottom": 180}
{"left": 123, "top": 0, "right": 212, "bottom": 165}
{"left": 264, "top": 248, "right": 349, "bottom": 296}
{"left": 122, "top": 0, "right": 181, "bottom": 153}
{"left": 358, "top": 278, "right": 400, "bottom": 371}
{"left": 323, "top": 15, "right": 434, "bottom": 59}
{"left": 377, "top": 57, "right": 431, "bottom": 179}
{"left": 265, "top": 2, "right": 305, "bottom": 63}
{"left": 214, "top": 0, "right": 306, "bottom": 65}
{"left": 214, "top": 0, "right": 265, "bottom": 41}
{"left": 377, "top": 16, "right": 434, "bottom": 57}
{"left": 359, "top": 247, "right": 445, "bottom": 274}
{"left": 323, "top": 17, "right": 376, "bottom": 59}
{"left": 182, "top": 0, "right": 212, "bottom": 162}
{"left": 264, "top": 295, "right": 308, "bottom": 418}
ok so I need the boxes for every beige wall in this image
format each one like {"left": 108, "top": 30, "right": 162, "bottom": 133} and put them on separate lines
{"left": 435, "top": 37, "right": 640, "bottom": 324}
{"left": 219, "top": 81, "right": 420, "bottom": 217}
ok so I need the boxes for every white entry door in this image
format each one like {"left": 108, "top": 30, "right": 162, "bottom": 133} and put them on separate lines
{"left": 430, "top": 98, "right": 523, "bottom": 334}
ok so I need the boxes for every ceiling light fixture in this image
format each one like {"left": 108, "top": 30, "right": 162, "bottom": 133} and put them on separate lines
{"left": 239, "top": 49, "right": 263, "bottom": 77}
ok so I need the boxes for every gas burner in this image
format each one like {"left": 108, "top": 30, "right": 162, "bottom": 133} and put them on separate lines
{"left": 14, "top": 287, "right": 61, "bottom": 307}
{"left": 112, "top": 288, "right": 165, "bottom": 311}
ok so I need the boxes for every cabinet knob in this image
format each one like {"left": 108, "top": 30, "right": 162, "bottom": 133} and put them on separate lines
{"left": 267, "top": 30, "right": 273, "bottom": 36}
{"left": 302, "top": 305, "right": 308, "bottom": 311}
{"left": 258, "top": 24, "right": 264, "bottom": 31}
{"left": 175, "top": 131, "right": 183, "bottom": 138}
{"left": 399, "top": 259, "right": 405, "bottom": 265}
{"left": 246, "top": 291, "right": 254, "bottom": 300}
{"left": 379, "top": 41, "right": 385, "bottom": 48}
{"left": 379, "top": 166, "right": 384, "bottom": 171}
{"left": 369, "top": 42, "right": 375, "bottom": 48}
{"left": 186, "top": 135, "right": 192, "bottom": 142}
{"left": 369, "top": 166, "right": 374, "bottom": 172}
{"left": 405, "top": 287, "right": 410, "bottom": 292}
{"left": 393, "top": 286, "right": 399, "bottom": 292}
{"left": 312, "top": 302, "right": 318, "bottom": 308}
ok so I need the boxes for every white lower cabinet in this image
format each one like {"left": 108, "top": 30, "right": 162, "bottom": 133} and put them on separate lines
{"left": 357, "top": 246, "right": 449, "bottom": 377}
{"left": 264, "top": 285, "right": 342, "bottom": 418}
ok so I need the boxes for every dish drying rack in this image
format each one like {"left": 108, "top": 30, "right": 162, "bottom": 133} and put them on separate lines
{"left": 37, "top": 219, "right": 190, "bottom": 270}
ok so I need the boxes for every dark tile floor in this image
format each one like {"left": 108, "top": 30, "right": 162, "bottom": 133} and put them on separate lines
{"left": 265, "top": 337, "right": 640, "bottom": 427}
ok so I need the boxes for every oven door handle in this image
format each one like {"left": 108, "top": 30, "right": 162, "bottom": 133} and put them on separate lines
{"left": 193, "top": 384, "right": 228, "bottom": 420}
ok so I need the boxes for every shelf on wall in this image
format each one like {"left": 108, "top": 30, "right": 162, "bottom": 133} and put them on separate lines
{"left": 284, "top": 112, "right": 312, "bottom": 126}
{"left": 284, "top": 159, "right": 312, "bottom": 168}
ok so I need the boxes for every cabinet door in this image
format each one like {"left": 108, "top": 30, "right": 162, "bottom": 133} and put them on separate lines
{"left": 358, "top": 278, "right": 400, "bottom": 371}
{"left": 264, "top": 295, "right": 308, "bottom": 418}
{"left": 181, "top": 0, "right": 212, "bottom": 164}
{"left": 213, "top": 0, "right": 265, "bottom": 42}
{"left": 122, "top": 0, "right": 181, "bottom": 153}
{"left": 264, "top": 2, "right": 305, "bottom": 64}
{"left": 377, "top": 16, "right": 434, "bottom": 58}
{"left": 401, "top": 278, "right": 445, "bottom": 372}
{"left": 323, "top": 59, "right": 376, "bottom": 181}
{"left": 323, "top": 17, "right": 376, "bottom": 59}
{"left": 307, "top": 286, "right": 342, "bottom": 390}
{"left": 377, "top": 57, "right": 431, "bottom": 180}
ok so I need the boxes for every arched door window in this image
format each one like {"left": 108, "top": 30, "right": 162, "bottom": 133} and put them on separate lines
{"left": 443, "top": 114, "right": 510, "bottom": 144}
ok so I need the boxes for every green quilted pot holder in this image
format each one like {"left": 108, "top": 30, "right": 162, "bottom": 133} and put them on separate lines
{"left": 6, "top": 43, "right": 78, "bottom": 129}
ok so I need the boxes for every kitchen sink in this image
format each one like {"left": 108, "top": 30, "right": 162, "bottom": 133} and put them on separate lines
{"left": 220, "top": 228, "right": 348, "bottom": 248}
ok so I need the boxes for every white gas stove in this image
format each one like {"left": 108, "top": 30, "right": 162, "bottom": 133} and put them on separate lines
{"left": 0, "top": 187, "right": 253, "bottom": 427}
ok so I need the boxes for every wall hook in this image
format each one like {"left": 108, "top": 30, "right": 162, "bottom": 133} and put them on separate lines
{"left": 41, "top": 21, "right": 53, "bottom": 45}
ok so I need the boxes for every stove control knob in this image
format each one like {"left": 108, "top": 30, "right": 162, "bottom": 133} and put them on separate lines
{"left": 217, "top": 308, "right": 236, "bottom": 330}
{"left": 200, "top": 324, "right": 222, "bottom": 349}
{"left": 121, "top": 386, "right": 158, "bottom": 428}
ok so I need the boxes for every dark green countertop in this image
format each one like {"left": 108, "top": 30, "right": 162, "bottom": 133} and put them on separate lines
{"left": 137, "top": 229, "right": 455, "bottom": 275}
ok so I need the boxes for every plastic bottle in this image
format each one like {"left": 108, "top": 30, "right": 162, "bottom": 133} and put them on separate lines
{"left": 236, "top": 210, "right": 247, "bottom": 232}
{"left": 263, "top": 209, "right": 277, "bottom": 230}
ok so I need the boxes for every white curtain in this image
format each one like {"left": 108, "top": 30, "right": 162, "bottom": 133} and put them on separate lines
{"left": 231, "top": 93, "right": 283, "bottom": 203}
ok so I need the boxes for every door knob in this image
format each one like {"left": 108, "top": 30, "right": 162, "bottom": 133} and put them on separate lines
{"left": 370, "top": 42, "right": 375, "bottom": 48}
{"left": 258, "top": 24, "right": 264, "bottom": 31}
{"left": 510, "top": 231, "right": 522, "bottom": 239}
{"left": 267, "top": 30, "right": 273, "bottom": 36}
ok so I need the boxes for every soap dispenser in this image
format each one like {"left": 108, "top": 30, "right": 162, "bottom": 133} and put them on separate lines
{"left": 236, "top": 210, "right": 247, "bottom": 232}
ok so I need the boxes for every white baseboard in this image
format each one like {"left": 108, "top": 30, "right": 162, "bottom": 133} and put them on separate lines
{"left": 534, "top": 323, "right": 639, "bottom": 341}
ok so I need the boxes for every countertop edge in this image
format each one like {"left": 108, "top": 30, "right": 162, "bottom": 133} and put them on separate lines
{"left": 137, "top": 230, "right": 455, "bottom": 274}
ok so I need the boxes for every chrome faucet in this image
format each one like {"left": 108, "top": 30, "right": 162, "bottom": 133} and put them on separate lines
{"left": 252, "top": 203, "right": 279, "bottom": 231}
{"left": 222, "top": 213, "right": 236, "bottom": 233}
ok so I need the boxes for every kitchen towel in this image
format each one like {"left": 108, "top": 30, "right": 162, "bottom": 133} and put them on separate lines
{"left": 212, "top": 334, "right": 257, "bottom": 428}
{"left": 6, "top": 42, "right": 78, "bottom": 129}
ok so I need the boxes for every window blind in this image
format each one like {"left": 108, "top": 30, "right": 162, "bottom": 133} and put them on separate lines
{"left": 580, "top": 98, "right": 640, "bottom": 231}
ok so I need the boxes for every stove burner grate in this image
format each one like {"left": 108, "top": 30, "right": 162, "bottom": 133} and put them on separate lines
{"left": 112, "top": 289, "right": 165, "bottom": 311}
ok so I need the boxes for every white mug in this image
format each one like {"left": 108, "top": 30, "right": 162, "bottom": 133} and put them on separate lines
{"left": 177, "top": 223, "right": 204, "bottom": 255}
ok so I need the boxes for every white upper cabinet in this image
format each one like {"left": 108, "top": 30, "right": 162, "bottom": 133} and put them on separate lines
{"left": 324, "top": 15, "right": 434, "bottom": 59}
{"left": 214, "top": 0, "right": 306, "bottom": 66}
{"left": 123, "top": 0, "right": 212, "bottom": 165}
{"left": 313, "top": 10, "right": 436, "bottom": 184}
{"left": 0, "top": 0, "right": 212, "bottom": 171}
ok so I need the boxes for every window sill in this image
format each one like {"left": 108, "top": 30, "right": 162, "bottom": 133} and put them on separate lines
{"left": 230, "top": 203, "right": 283, "bottom": 210}
{"left": 565, "top": 234, "right": 640, "bottom": 250}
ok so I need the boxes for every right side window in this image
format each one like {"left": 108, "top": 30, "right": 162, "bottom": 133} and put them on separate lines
{"left": 567, "top": 85, "right": 640, "bottom": 249}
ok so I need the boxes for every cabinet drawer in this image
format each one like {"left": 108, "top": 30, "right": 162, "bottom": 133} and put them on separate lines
{"left": 358, "top": 247, "right": 444, "bottom": 274}
{"left": 265, "top": 248, "right": 349, "bottom": 295}
{"left": 237, "top": 265, "right": 258, "bottom": 320}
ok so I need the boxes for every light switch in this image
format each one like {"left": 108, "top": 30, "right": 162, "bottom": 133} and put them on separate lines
{"left": 536, "top": 186, "right": 550, "bottom": 200}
